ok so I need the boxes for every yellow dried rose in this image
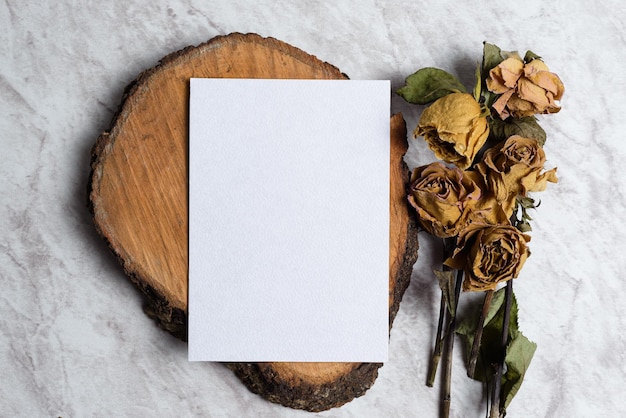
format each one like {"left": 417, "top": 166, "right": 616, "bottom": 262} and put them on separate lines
{"left": 445, "top": 224, "right": 530, "bottom": 291}
{"left": 475, "top": 135, "right": 558, "bottom": 217}
{"left": 407, "top": 162, "right": 481, "bottom": 238}
{"left": 414, "top": 93, "right": 489, "bottom": 169}
{"left": 487, "top": 56, "right": 564, "bottom": 119}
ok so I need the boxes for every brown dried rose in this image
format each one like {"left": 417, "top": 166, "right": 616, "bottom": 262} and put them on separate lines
{"left": 475, "top": 135, "right": 558, "bottom": 217}
{"left": 407, "top": 162, "right": 482, "bottom": 238}
{"left": 414, "top": 93, "right": 489, "bottom": 169}
{"left": 445, "top": 224, "right": 530, "bottom": 291}
{"left": 463, "top": 170, "right": 512, "bottom": 226}
{"left": 487, "top": 56, "right": 564, "bottom": 119}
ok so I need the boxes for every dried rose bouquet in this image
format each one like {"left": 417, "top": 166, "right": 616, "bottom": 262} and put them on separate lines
{"left": 398, "top": 42, "right": 563, "bottom": 418}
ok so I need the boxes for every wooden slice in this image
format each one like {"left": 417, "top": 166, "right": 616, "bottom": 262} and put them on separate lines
{"left": 88, "top": 33, "right": 418, "bottom": 412}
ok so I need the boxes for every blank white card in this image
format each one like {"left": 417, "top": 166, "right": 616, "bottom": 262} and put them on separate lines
{"left": 188, "top": 79, "right": 390, "bottom": 362}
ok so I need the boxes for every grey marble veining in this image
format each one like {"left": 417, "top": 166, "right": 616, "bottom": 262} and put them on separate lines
{"left": 1, "top": 1, "right": 625, "bottom": 416}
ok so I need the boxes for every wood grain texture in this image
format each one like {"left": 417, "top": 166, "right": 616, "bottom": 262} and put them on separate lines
{"left": 88, "top": 33, "right": 418, "bottom": 411}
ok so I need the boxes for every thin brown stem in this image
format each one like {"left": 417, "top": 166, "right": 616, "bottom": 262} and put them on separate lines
{"left": 427, "top": 292, "right": 447, "bottom": 387}
{"left": 428, "top": 237, "right": 457, "bottom": 387}
{"left": 468, "top": 290, "right": 495, "bottom": 378}
{"left": 489, "top": 280, "right": 513, "bottom": 418}
{"left": 442, "top": 269, "right": 463, "bottom": 418}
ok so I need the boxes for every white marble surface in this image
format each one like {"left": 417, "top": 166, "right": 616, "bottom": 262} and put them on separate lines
{"left": 1, "top": 1, "right": 625, "bottom": 417}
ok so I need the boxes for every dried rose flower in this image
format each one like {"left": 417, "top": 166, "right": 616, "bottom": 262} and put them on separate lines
{"left": 487, "top": 56, "right": 564, "bottom": 119}
{"left": 414, "top": 93, "right": 489, "bottom": 169}
{"left": 408, "top": 162, "right": 482, "bottom": 238}
{"left": 475, "top": 135, "right": 558, "bottom": 217}
{"left": 462, "top": 170, "right": 512, "bottom": 226}
{"left": 445, "top": 224, "right": 530, "bottom": 291}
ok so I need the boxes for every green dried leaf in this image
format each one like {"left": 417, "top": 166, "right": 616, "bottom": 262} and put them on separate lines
{"left": 517, "top": 221, "right": 532, "bottom": 233}
{"left": 518, "top": 196, "right": 536, "bottom": 209}
{"left": 480, "top": 43, "right": 505, "bottom": 108}
{"left": 456, "top": 288, "right": 535, "bottom": 414}
{"left": 454, "top": 307, "right": 478, "bottom": 338}
{"left": 523, "top": 50, "right": 542, "bottom": 63}
{"left": 397, "top": 67, "right": 467, "bottom": 105}
{"left": 489, "top": 116, "right": 547, "bottom": 146}
{"left": 501, "top": 329, "right": 537, "bottom": 409}
{"left": 482, "top": 42, "right": 504, "bottom": 75}
{"left": 501, "top": 50, "right": 522, "bottom": 61}
{"left": 456, "top": 288, "right": 520, "bottom": 380}
{"left": 434, "top": 269, "right": 457, "bottom": 316}
{"left": 473, "top": 63, "right": 482, "bottom": 102}
{"left": 513, "top": 196, "right": 540, "bottom": 231}
{"left": 455, "top": 307, "right": 483, "bottom": 376}
{"left": 485, "top": 287, "right": 518, "bottom": 331}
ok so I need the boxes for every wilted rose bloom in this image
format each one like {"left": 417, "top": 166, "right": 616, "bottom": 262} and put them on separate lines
{"left": 407, "top": 162, "right": 481, "bottom": 238}
{"left": 475, "top": 135, "right": 558, "bottom": 217}
{"left": 487, "top": 56, "right": 564, "bottom": 119}
{"left": 445, "top": 224, "right": 531, "bottom": 291}
{"left": 462, "top": 170, "right": 512, "bottom": 226}
{"left": 414, "top": 93, "right": 489, "bottom": 169}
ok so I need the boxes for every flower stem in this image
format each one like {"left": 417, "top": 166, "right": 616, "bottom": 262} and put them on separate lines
{"left": 428, "top": 237, "right": 457, "bottom": 387}
{"left": 489, "top": 280, "right": 513, "bottom": 418}
{"left": 427, "top": 293, "right": 446, "bottom": 387}
{"left": 467, "top": 289, "right": 494, "bottom": 378}
{"left": 442, "top": 269, "right": 463, "bottom": 418}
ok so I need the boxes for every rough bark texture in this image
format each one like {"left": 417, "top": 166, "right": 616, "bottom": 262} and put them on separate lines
{"left": 88, "top": 33, "right": 418, "bottom": 412}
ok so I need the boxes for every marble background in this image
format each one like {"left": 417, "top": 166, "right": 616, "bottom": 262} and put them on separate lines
{"left": 1, "top": 1, "right": 625, "bottom": 417}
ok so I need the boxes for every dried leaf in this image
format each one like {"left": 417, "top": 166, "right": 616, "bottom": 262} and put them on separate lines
{"left": 456, "top": 289, "right": 514, "bottom": 382}
{"left": 473, "top": 63, "right": 482, "bottom": 102}
{"left": 518, "top": 196, "right": 536, "bottom": 209}
{"left": 480, "top": 43, "right": 506, "bottom": 109}
{"left": 434, "top": 269, "right": 457, "bottom": 316}
{"left": 501, "top": 329, "right": 537, "bottom": 409}
{"left": 482, "top": 42, "right": 504, "bottom": 75}
{"left": 523, "top": 50, "right": 542, "bottom": 63}
{"left": 489, "top": 116, "right": 547, "bottom": 146}
{"left": 517, "top": 221, "right": 532, "bottom": 233}
{"left": 397, "top": 67, "right": 467, "bottom": 105}
{"left": 456, "top": 288, "right": 535, "bottom": 414}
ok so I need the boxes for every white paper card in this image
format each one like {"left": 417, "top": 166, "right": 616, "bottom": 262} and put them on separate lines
{"left": 188, "top": 79, "right": 390, "bottom": 362}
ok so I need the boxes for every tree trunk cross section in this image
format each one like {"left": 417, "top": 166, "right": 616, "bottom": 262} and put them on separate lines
{"left": 88, "top": 33, "right": 419, "bottom": 412}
